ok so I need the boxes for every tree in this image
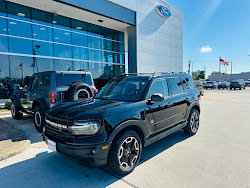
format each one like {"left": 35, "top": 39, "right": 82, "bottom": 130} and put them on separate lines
{"left": 211, "top": 71, "right": 220, "bottom": 75}
{"left": 192, "top": 70, "right": 205, "bottom": 80}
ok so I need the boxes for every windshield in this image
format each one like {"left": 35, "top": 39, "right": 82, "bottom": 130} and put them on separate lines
{"left": 95, "top": 76, "right": 150, "bottom": 102}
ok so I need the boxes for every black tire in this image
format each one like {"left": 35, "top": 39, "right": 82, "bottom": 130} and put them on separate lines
{"left": 230, "top": 88, "right": 232, "bottom": 90}
{"left": 65, "top": 83, "right": 94, "bottom": 101}
{"left": 184, "top": 109, "right": 200, "bottom": 136}
{"left": 108, "top": 131, "right": 142, "bottom": 176}
{"left": 240, "top": 87, "right": 242, "bottom": 90}
{"left": 11, "top": 102, "right": 23, "bottom": 120}
{"left": 33, "top": 106, "right": 46, "bottom": 133}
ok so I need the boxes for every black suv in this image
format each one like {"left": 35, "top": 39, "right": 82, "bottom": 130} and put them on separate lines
{"left": 230, "top": 80, "right": 245, "bottom": 90}
{"left": 11, "top": 71, "right": 96, "bottom": 132}
{"left": 43, "top": 72, "right": 201, "bottom": 175}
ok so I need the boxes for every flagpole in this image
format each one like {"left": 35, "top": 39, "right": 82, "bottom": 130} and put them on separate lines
{"left": 219, "top": 56, "right": 221, "bottom": 74}
{"left": 231, "top": 61, "right": 233, "bottom": 81}
{"left": 21, "top": 63, "right": 24, "bottom": 83}
{"left": 219, "top": 56, "right": 221, "bottom": 81}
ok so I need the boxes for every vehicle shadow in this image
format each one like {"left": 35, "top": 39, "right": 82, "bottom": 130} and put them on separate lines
{"left": 0, "top": 151, "right": 120, "bottom": 188}
{"left": 0, "top": 115, "right": 42, "bottom": 144}
{"left": 102, "top": 129, "right": 190, "bottom": 177}
{"left": 139, "top": 130, "right": 190, "bottom": 164}
{"left": 0, "top": 130, "right": 191, "bottom": 187}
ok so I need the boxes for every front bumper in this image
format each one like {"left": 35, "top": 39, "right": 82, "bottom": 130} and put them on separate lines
{"left": 42, "top": 133, "right": 111, "bottom": 167}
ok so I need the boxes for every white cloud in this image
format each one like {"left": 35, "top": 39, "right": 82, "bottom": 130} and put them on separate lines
{"left": 200, "top": 46, "right": 212, "bottom": 53}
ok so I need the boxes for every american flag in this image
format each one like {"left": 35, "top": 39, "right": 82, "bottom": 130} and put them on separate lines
{"left": 220, "top": 59, "right": 229, "bottom": 65}
{"left": 16, "top": 63, "right": 23, "bottom": 69}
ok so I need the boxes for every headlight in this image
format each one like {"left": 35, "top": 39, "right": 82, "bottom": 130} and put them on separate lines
{"left": 69, "top": 121, "right": 100, "bottom": 135}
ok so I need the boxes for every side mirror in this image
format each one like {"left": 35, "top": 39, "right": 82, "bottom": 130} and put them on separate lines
{"left": 151, "top": 93, "right": 164, "bottom": 102}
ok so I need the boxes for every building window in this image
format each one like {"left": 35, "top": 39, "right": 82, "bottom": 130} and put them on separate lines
{"left": 0, "top": 1, "right": 125, "bottom": 85}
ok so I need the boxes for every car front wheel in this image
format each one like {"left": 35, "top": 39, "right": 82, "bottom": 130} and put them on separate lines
{"left": 108, "top": 131, "right": 142, "bottom": 176}
{"left": 184, "top": 109, "right": 200, "bottom": 135}
{"left": 11, "top": 102, "right": 23, "bottom": 120}
{"left": 33, "top": 106, "right": 46, "bottom": 133}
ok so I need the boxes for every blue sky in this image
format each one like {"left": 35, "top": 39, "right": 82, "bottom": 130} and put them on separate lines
{"left": 166, "top": 0, "right": 250, "bottom": 77}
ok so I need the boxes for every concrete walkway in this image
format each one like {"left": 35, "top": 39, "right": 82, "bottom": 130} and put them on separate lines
{"left": 0, "top": 118, "right": 30, "bottom": 161}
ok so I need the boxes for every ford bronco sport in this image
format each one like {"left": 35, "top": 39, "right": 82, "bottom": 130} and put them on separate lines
{"left": 43, "top": 72, "right": 201, "bottom": 175}
{"left": 11, "top": 71, "right": 96, "bottom": 132}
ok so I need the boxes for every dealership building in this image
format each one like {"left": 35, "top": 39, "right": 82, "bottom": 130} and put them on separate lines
{"left": 0, "top": 0, "right": 183, "bottom": 84}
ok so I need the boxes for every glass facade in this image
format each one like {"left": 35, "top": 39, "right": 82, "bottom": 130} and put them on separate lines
{"left": 0, "top": 1, "right": 125, "bottom": 84}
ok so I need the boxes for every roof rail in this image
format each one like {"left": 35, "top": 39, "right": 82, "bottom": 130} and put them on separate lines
{"left": 112, "top": 72, "right": 188, "bottom": 80}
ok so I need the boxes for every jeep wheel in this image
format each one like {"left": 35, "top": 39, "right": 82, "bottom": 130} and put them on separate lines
{"left": 34, "top": 106, "right": 46, "bottom": 133}
{"left": 66, "top": 83, "right": 94, "bottom": 101}
{"left": 184, "top": 109, "right": 200, "bottom": 135}
{"left": 11, "top": 102, "right": 23, "bottom": 120}
{"left": 108, "top": 131, "right": 142, "bottom": 176}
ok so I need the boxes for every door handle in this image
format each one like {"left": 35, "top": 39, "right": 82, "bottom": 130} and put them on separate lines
{"left": 167, "top": 102, "right": 173, "bottom": 107}
{"left": 32, "top": 93, "right": 37, "bottom": 96}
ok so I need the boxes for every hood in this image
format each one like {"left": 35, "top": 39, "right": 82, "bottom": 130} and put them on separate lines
{"left": 47, "top": 98, "right": 140, "bottom": 120}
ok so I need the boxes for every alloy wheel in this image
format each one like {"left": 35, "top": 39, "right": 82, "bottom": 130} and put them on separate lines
{"left": 11, "top": 103, "right": 15, "bottom": 116}
{"left": 118, "top": 137, "right": 140, "bottom": 170}
{"left": 190, "top": 111, "right": 199, "bottom": 133}
{"left": 35, "top": 111, "right": 42, "bottom": 127}
{"left": 75, "top": 89, "right": 90, "bottom": 100}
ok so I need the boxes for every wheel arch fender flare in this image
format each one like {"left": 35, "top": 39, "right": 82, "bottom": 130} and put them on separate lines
{"left": 107, "top": 120, "right": 149, "bottom": 145}
{"left": 10, "top": 95, "right": 21, "bottom": 107}
{"left": 32, "top": 98, "right": 49, "bottom": 112}
{"left": 187, "top": 102, "right": 200, "bottom": 117}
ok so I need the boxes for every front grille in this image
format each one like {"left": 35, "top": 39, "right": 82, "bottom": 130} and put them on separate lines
{"left": 46, "top": 115, "right": 74, "bottom": 126}
{"left": 45, "top": 127, "right": 72, "bottom": 144}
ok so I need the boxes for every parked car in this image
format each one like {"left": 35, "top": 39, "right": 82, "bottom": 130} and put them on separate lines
{"left": 218, "top": 81, "right": 230, "bottom": 89}
{"left": 244, "top": 79, "right": 250, "bottom": 87}
{"left": 10, "top": 71, "right": 97, "bottom": 132}
{"left": 43, "top": 72, "right": 201, "bottom": 176}
{"left": 204, "top": 81, "right": 217, "bottom": 89}
{"left": 230, "top": 80, "right": 245, "bottom": 90}
{"left": 194, "top": 80, "right": 204, "bottom": 96}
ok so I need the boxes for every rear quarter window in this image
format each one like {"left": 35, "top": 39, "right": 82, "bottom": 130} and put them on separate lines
{"left": 56, "top": 74, "right": 93, "bottom": 87}
{"left": 168, "top": 77, "right": 184, "bottom": 95}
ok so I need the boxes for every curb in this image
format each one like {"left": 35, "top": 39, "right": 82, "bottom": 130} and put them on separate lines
{"left": 0, "top": 119, "right": 31, "bottom": 161}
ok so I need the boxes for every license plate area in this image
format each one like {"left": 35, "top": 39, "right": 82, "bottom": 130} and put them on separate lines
{"left": 48, "top": 139, "right": 57, "bottom": 152}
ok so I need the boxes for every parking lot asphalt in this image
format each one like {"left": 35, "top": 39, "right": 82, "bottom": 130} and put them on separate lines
{"left": 0, "top": 88, "right": 250, "bottom": 188}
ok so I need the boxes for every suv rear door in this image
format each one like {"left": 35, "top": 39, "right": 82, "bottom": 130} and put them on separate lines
{"left": 27, "top": 75, "right": 40, "bottom": 110}
{"left": 168, "top": 77, "right": 189, "bottom": 125}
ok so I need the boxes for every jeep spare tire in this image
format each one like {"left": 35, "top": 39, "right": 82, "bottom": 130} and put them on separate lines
{"left": 66, "top": 83, "right": 94, "bottom": 101}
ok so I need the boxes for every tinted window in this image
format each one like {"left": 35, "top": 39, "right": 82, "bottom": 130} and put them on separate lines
{"left": 31, "top": 76, "right": 39, "bottom": 90}
{"left": 56, "top": 74, "right": 93, "bottom": 86}
{"left": 39, "top": 74, "right": 50, "bottom": 88}
{"left": 149, "top": 79, "right": 169, "bottom": 98}
{"left": 168, "top": 78, "right": 184, "bottom": 95}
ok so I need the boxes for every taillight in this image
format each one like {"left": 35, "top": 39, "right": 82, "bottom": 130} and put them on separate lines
{"left": 95, "top": 89, "right": 98, "bottom": 94}
{"left": 50, "top": 92, "right": 56, "bottom": 103}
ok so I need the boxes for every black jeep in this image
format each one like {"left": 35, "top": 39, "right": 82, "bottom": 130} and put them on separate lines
{"left": 43, "top": 72, "right": 201, "bottom": 175}
{"left": 11, "top": 71, "right": 96, "bottom": 132}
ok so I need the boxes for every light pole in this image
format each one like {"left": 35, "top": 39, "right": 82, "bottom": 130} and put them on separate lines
{"left": 191, "top": 61, "right": 195, "bottom": 76}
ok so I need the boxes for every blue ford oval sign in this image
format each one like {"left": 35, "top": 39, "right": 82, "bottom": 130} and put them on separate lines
{"left": 156, "top": 5, "right": 171, "bottom": 18}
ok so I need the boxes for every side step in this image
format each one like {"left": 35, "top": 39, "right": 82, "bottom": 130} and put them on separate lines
{"left": 144, "top": 121, "right": 187, "bottom": 147}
